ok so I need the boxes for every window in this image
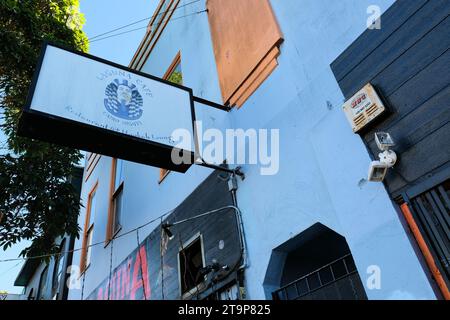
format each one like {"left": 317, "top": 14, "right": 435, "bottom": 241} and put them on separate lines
{"left": 149, "top": 0, "right": 170, "bottom": 37}
{"left": 52, "top": 239, "right": 66, "bottom": 299}
{"left": 85, "top": 226, "right": 94, "bottom": 266}
{"left": 85, "top": 152, "right": 101, "bottom": 181}
{"left": 107, "top": 158, "right": 124, "bottom": 241}
{"left": 112, "top": 159, "right": 124, "bottom": 234}
{"left": 80, "top": 182, "right": 98, "bottom": 273}
{"left": 207, "top": 0, "right": 283, "bottom": 108}
{"left": 131, "top": 0, "right": 181, "bottom": 70}
{"left": 27, "top": 288, "right": 34, "bottom": 301}
{"left": 179, "top": 236, "right": 205, "bottom": 296}
{"left": 37, "top": 266, "right": 49, "bottom": 300}
{"left": 112, "top": 185, "right": 123, "bottom": 234}
{"left": 159, "top": 52, "right": 183, "bottom": 183}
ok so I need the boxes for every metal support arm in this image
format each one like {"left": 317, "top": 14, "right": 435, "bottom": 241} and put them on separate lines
{"left": 193, "top": 95, "right": 231, "bottom": 112}
{"left": 196, "top": 161, "right": 245, "bottom": 180}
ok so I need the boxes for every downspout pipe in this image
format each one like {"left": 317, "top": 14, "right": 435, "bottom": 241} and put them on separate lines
{"left": 229, "top": 174, "right": 248, "bottom": 271}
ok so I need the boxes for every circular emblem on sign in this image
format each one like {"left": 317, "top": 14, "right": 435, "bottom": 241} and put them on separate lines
{"left": 104, "top": 79, "right": 143, "bottom": 120}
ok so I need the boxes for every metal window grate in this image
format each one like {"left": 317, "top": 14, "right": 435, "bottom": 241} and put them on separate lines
{"left": 271, "top": 254, "right": 363, "bottom": 300}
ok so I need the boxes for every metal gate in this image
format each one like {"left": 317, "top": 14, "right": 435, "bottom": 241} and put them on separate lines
{"left": 272, "top": 254, "right": 367, "bottom": 300}
{"left": 407, "top": 179, "right": 450, "bottom": 296}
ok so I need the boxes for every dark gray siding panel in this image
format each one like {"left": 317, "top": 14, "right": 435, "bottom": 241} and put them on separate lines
{"left": 368, "top": 17, "right": 450, "bottom": 98}
{"left": 368, "top": 123, "right": 450, "bottom": 193}
{"left": 337, "top": 0, "right": 450, "bottom": 98}
{"left": 366, "top": 50, "right": 450, "bottom": 145}
{"left": 332, "top": 0, "right": 429, "bottom": 82}
{"left": 331, "top": 0, "right": 450, "bottom": 197}
{"left": 85, "top": 169, "right": 241, "bottom": 300}
{"left": 366, "top": 86, "right": 450, "bottom": 155}
{"left": 158, "top": 169, "right": 241, "bottom": 299}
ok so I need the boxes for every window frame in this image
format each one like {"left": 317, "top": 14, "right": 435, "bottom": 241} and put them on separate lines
{"left": 52, "top": 239, "right": 66, "bottom": 298}
{"left": 159, "top": 51, "right": 182, "bottom": 183}
{"left": 106, "top": 158, "right": 124, "bottom": 243}
{"left": 111, "top": 180, "right": 124, "bottom": 236}
{"left": 85, "top": 153, "right": 101, "bottom": 182}
{"left": 130, "top": 0, "right": 181, "bottom": 70}
{"left": 177, "top": 233, "right": 206, "bottom": 298}
{"left": 37, "top": 265, "right": 49, "bottom": 300}
{"left": 27, "top": 288, "right": 35, "bottom": 301}
{"left": 85, "top": 224, "right": 94, "bottom": 268}
{"left": 80, "top": 181, "right": 98, "bottom": 274}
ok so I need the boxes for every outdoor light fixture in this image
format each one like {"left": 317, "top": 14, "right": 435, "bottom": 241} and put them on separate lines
{"left": 368, "top": 132, "right": 397, "bottom": 182}
{"left": 160, "top": 205, "right": 247, "bottom": 272}
{"left": 161, "top": 205, "right": 245, "bottom": 246}
{"left": 198, "top": 260, "right": 229, "bottom": 278}
{"left": 162, "top": 223, "right": 174, "bottom": 240}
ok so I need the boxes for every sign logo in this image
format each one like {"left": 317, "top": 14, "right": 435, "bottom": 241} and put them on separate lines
{"left": 104, "top": 79, "right": 144, "bottom": 120}
{"left": 351, "top": 93, "right": 368, "bottom": 109}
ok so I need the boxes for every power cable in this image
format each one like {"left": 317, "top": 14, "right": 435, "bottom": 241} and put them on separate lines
{"left": 0, "top": 261, "right": 22, "bottom": 278}
{"left": 1, "top": 205, "right": 246, "bottom": 301}
{"left": 89, "top": 9, "right": 207, "bottom": 44}
{"left": 136, "top": 228, "right": 147, "bottom": 300}
{"left": 0, "top": 203, "right": 246, "bottom": 286}
{"left": 107, "top": 238, "right": 114, "bottom": 300}
{"left": 159, "top": 216, "right": 165, "bottom": 300}
{"left": 1, "top": 206, "right": 246, "bottom": 300}
{"left": 0, "top": 208, "right": 175, "bottom": 263}
{"left": 88, "top": 0, "right": 201, "bottom": 41}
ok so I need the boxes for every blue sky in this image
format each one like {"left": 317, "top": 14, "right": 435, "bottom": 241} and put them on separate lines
{"left": 0, "top": 0, "right": 158, "bottom": 294}
{"left": 81, "top": 0, "right": 158, "bottom": 65}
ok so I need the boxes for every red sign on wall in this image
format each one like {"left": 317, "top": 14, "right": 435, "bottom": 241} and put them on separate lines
{"left": 88, "top": 244, "right": 151, "bottom": 300}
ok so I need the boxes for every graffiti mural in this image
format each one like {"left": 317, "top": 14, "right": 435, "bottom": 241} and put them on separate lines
{"left": 88, "top": 240, "right": 151, "bottom": 300}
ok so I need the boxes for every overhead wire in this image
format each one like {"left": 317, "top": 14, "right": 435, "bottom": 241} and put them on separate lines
{"left": 0, "top": 261, "right": 22, "bottom": 278}
{"left": 87, "top": 0, "right": 201, "bottom": 41}
{"left": 0, "top": 203, "right": 245, "bottom": 300}
{"left": 159, "top": 217, "right": 165, "bottom": 300}
{"left": 0, "top": 208, "right": 175, "bottom": 263}
{"left": 87, "top": 0, "right": 207, "bottom": 45}
{"left": 136, "top": 228, "right": 148, "bottom": 300}
{"left": 88, "top": 9, "right": 208, "bottom": 44}
{"left": 107, "top": 238, "right": 114, "bottom": 300}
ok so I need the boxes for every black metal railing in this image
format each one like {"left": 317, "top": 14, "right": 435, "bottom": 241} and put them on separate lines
{"left": 272, "top": 254, "right": 365, "bottom": 300}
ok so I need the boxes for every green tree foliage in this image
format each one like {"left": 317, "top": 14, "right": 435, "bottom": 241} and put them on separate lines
{"left": 0, "top": 0, "right": 89, "bottom": 258}
{"left": 167, "top": 71, "right": 182, "bottom": 85}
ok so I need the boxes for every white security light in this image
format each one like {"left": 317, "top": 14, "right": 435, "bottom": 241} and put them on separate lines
{"left": 368, "top": 132, "right": 397, "bottom": 182}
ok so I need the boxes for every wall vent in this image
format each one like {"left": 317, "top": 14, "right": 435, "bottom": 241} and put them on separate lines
{"left": 342, "top": 83, "right": 386, "bottom": 133}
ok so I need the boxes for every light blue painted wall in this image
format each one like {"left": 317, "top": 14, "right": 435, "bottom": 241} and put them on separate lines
{"left": 69, "top": 0, "right": 436, "bottom": 300}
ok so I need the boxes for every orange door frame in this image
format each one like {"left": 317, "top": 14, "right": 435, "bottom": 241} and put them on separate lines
{"left": 400, "top": 203, "right": 450, "bottom": 300}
